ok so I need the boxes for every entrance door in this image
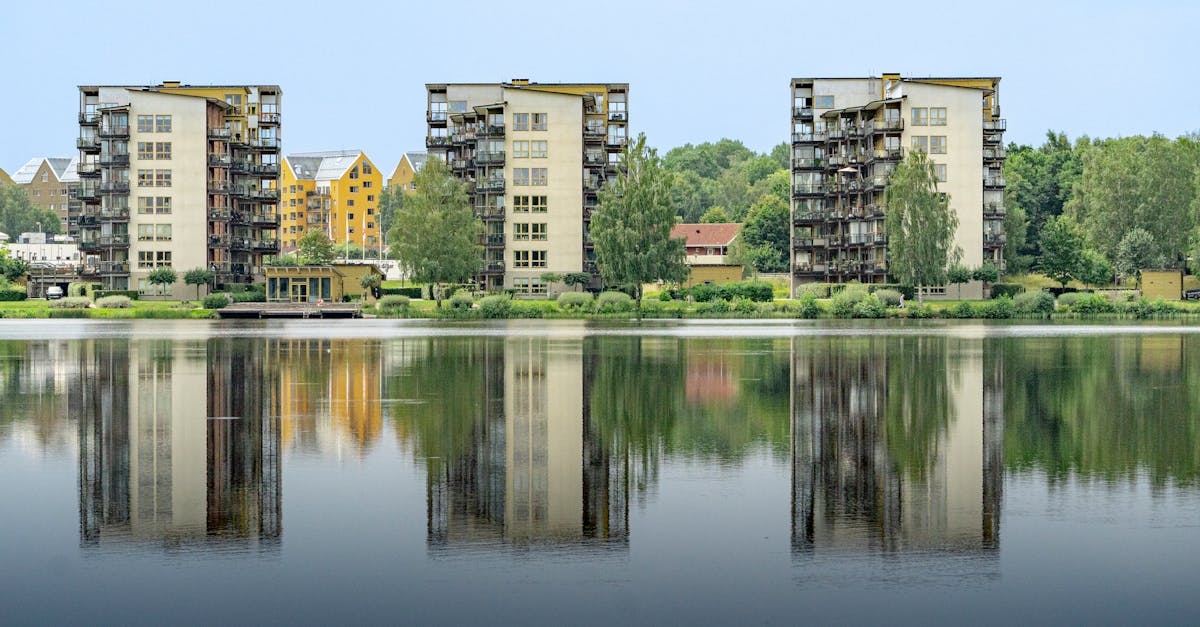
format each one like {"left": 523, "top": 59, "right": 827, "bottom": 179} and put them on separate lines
{"left": 290, "top": 281, "right": 308, "bottom": 303}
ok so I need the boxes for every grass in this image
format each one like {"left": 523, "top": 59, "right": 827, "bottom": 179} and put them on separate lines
{"left": 0, "top": 298, "right": 216, "bottom": 319}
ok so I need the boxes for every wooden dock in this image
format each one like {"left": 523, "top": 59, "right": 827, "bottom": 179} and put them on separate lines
{"left": 218, "top": 302, "right": 363, "bottom": 319}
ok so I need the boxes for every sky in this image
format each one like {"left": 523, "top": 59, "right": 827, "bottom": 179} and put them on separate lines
{"left": 2, "top": 0, "right": 1198, "bottom": 176}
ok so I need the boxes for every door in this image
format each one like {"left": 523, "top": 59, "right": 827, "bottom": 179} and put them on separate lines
{"left": 291, "top": 281, "right": 308, "bottom": 303}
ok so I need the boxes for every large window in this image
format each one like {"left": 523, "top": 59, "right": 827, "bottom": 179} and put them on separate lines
{"left": 156, "top": 142, "right": 171, "bottom": 160}
{"left": 930, "top": 107, "right": 947, "bottom": 126}
{"left": 531, "top": 113, "right": 548, "bottom": 131}
{"left": 514, "top": 277, "right": 546, "bottom": 295}
{"left": 155, "top": 115, "right": 172, "bottom": 132}
{"left": 933, "top": 163, "right": 947, "bottom": 182}
{"left": 530, "top": 223, "right": 547, "bottom": 240}
{"left": 513, "top": 250, "right": 530, "bottom": 267}
{"left": 531, "top": 141, "right": 547, "bottom": 158}
{"left": 513, "top": 223, "right": 531, "bottom": 240}
{"left": 137, "top": 142, "right": 154, "bottom": 160}
{"left": 513, "top": 141, "right": 529, "bottom": 158}
{"left": 513, "top": 113, "right": 529, "bottom": 131}
{"left": 911, "top": 108, "right": 928, "bottom": 126}
{"left": 155, "top": 169, "right": 171, "bottom": 187}
{"left": 513, "top": 168, "right": 530, "bottom": 186}
{"left": 137, "top": 115, "right": 154, "bottom": 133}
{"left": 531, "top": 250, "right": 547, "bottom": 267}
{"left": 531, "top": 168, "right": 547, "bottom": 186}
{"left": 911, "top": 136, "right": 928, "bottom": 153}
{"left": 929, "top": 136, "right": 947, "bottom": 154}
{"left": 137, "top": 169, "right": 154, "bottom": 187}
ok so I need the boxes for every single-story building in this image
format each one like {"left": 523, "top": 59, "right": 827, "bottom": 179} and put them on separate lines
{"left": 264, "top": 264, "right": 383, "bottom": 303}
{"left": 669, "top": 222, "right": 744, "bottom": 288}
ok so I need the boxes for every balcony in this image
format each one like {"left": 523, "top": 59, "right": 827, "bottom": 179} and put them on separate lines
{"left": 867, "top": 119, "right": 904, "bottom": 134}
{"left": 99, "top": 154, "right": 130, "bottom": 167}
{"left": 250, "top": 163, "right": 280, "bottom": 176}
{"left": 584, "top": 127, "right": 605, "bottom": 142}
{"left": 77, "top": 186, "right": 100, "bottom": 201}
{"left": 479, "top": 123, "right": 505, "bottom": 137}
{"left": 99, "top": 125, "right": 129, "bottom": 139}
{"left": 427, "top": 110, "right": 448, "bottom": 124}
{"left": 79, "top": 111, "right": 100, "bottom": 125}
{"left": 77, "top": 137, "right": 100, "bottom": 152}
{"left": 475, "top": 151, "right": 505, "bottom": 165}
{"left": 77, "top": 161, "right": 101, "bottom": 177}
{"left": 249, "top": 213, "right": 279, "bottom": 227}
{"left": 208, "top": 182, "right": 232, "bottom": 195}
{"left": 233, "top": 186, "right": 279, "bottom": 202}
{"left": 984, "top": 202, "right": 1006, "bottom": 218}
{"left": 983, "top": 148, "right": 1007, "bottom": 161}
{"left": 793, "top": 157, "right": 823, "bottom": 170}
{"left": 452, "top": 159, "right": 473, "bottom": 173}
{"left": 249, "top": 137, "right": 280, "bottom": 150}
{"left": 984, "top": 133, "right": 1003, "bottom": 144}
{"left": 983, "top": 119, "right": 1007, "bottom": 131}
{"left": 259, "top": 112, "right": 281, "bottom": 125}
{"left": 95, "top": 235, "right": 130, "bottom": 248}
{"left": 984, "top": 232, "right": 1006, "bottom": 246}
{"left": 793, "top": 263, "right": 830, "bottom": 275}
{"left": 480, "top": 233, "right": 505, "bottom": 247}
{"left": 482, "top": 261, "right": 505, "bottom": 274}
{"left": 608, "top": 111, "right": 627, "bottom": 123}
{"left": 209, "top": 234, "right": 229, "bottom": 247}
{"left": 983, "top": 175, "right": 1006, "bottom": 189}
{"left": 98, "top": 262, "right": 129, "bottom": 275}
{"left": 792, "top": 184, "right": 825, "bottom": 198}
{"left": 870, "top": 174, "right": 890, "bottom": 189}
{"left": 606, "top": 136, "right": 628, "bottom": 150}
{"left": 209, "top": 154, "right": 232, "bottom": 168}
{"left": 793, "top": 106, "right": 814, "bottom": 120}
{"left": 477, "top": 179, "right": 505, "bottom": 194}
{"left": 827, "top": 128, "right": 846, "bottom": 140}
{"left": 209, "top": 208, "right": 232, "bottom": 221}
{"left": 426, "top": 136, "right": 451, "bottom": 148}
{"left": 208, "top": 128, "right": 233, "bottom": 141}
{"left": 252, "top": 239, "right": 279, "bottom": 252}
{"left": 99, "top": 181, "right": 130, "bottom": 194}
{"left": 871, "top": 149, "right": 903, "bottom": 162}
{"left": 96, "top": 208, "right": 130, "bottom": 222}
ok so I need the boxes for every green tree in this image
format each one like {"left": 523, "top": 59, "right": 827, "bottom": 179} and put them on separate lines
{"left": 738, "top": 194, "right": 790, "bottom": 273}
{"left": 1039, "top": 215, "right": 1085, "bottom": 287}
{"left": 563, "top": 272, "right": 591, "bottom": 291}
{"left": 387, "top": 157, "right": 482, "bottom": 308}
{"left": 1077, "top": 249, "right": 1114, "bottom": 288}
{"left": 377, "top": 186, "right": 404, "bottom": 240}
{"left": 147, "top": 267, "right": 177, "bottom": 296}
{"left": 1002, "top": 200, "right": 1030, "bottom": 272}
{"left": 0, "top": 249, "right": 29, "bottom": 283}
{"left": 0, "top": 185, "right": 62, "bottom": 236}
{"left": 741, "top": 154, "right": 781, "bottom": 186}
{"left": 699, "top": 206, "right": 732, "bottom": 223}
{"left": 591, "top": 134, "right": 688, "bottom": 316}
{"left": 768, "top": 142, "right": 791, "bottom": 170}
{"left": 267, "top": 253, "right": 301, "bottom": 267}
{"left": 333, "top": 241, "right": 366, "bottom": 261}
{"left": 183, "top": 267, "right": 215, "bottom": 301}
{"left": 1113, "top": 228, "right": 1164, "bottom": 283}
{"left": 1003, "top": 132, "right": 1083, "bottom": 262}
{"left": 297, "top": 229, "right": 336, "bottom": 265}
{"left": 883, "top": 151, "right": 959, "bottom": 302}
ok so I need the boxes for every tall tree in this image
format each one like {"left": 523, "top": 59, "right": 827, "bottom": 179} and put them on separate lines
{"left": 738, "top": 194, "right": 790, "bottom": 272}
{"left": 387, "top": 157, "right": 481, "bottom": 307}
{"left": 699, "top": 206, "right": 732, "bottom": 223}
{"left": 1003, "top": 132, "right": 1083, "bottom": 262}
{"left": 296, "top": 229, "right": 336, "bottom": 265}
{"left": 591, "top": 133, "right": 688, "bottom": 315}
{"left": 1113, "top": 228, "right": 1164, "bottom": 283}
{"left": 883, "top": 151, "right": 959, "bottom": 302}
{"left": 1038, "top": 215, "right": 1085, "bottom": 287}
{"left": 0, "top": 185, "right": 62, "bottom": 236}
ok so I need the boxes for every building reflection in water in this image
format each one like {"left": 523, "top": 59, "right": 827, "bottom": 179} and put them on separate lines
{"left": 78, "top": 339, "right": 281, "bottom": 552}
{"left": 790, "top": 336, "right": 1002, "bottom": 555}
{"left": 424, "top": 337, "right": 629, "bottom": 552}
{"left": 273, "top": 339, "right": 383, "bottom": 456}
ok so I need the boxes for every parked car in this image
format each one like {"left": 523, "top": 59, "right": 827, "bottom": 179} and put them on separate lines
{"left": 45, "top": 286, "right": 64, "bottom": 300}
{"left": 1184, "top": 289, "right": 1200, "bottom": 301}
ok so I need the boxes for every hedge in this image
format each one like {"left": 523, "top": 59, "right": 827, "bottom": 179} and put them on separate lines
{"left": 689, "top": 280, "right": 773, "bottom": 303}
{"left": 990, "top": 283, "right": 1023, "bottom": 299}
{"left": 94, "top": 290, "right": 139, "bottom": 301}
{"left": 0, "top": 288, "right": 28, "bottom": 301}
{"left": 381, "top": 286, "right": 423, "bottom": 299}
{"left": 203, "top": 293, "right": 230, "bottom": 309}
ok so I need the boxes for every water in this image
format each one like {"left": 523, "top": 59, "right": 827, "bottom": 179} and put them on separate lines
{"left": 1, "top": 320, "right": 1198, "bottom": 625}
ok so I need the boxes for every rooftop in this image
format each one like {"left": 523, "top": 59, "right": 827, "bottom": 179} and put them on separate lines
{"left": 671, "top": 223, "right": 741, "bottom": 247}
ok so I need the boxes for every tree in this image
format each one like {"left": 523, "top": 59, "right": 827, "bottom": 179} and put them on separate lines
{"left": 1113, "top": 228, "right": 1164, "bottom": 284}
{"left": 147, "top": 267, "right": 177, "bottom": 296}
{"left": 1003, "top": 132, "right": 1083, "bottom": 262}
{"left": 947, "top": 264, "right": 972, "bottom": 299}
{"left": 699, "top": 206, "right": 732, "bottom": 223}
{"left": 334, "top": 241, "right": 366, "bottom": 261}
{"left": 377, "top": 186, "right": 404, "bottom": 240}
{"left": 0, "top": 249, "right": 29, "bottom": 283}
{"left": 267, "top": 253, "right": 301, "bottom": 267}
{"left": 387, "top": 157, "right": 481, "bottom": 308}
{"left": 359, "top": 271, "right": 381, "bottom": 301}
{"left": 741, "top": 155, "right": 780, "bottom": 186}
{"left": 183, "top": 267, "right": 215, "bottom": 301}
{"left": 297, "top": 229, "right": 335, "bottom": 265}
{"left": 563, "top": 272, "right": 591, "bottom": 291}
{"left": 768, "top": 142, "right": 791, "bottom": 170}
{"left": 883, "top": 151, "right": 959, "bottom": 303}
{"left": 1078, "top": 249, "right": 1114, "bottom": 288}
{"left": 1038, "top": 215, "right": 1085, "bottom": 287}
{"left": 0, "top": 185, "right": 62, "bottom": 237}
{"left": 591, "top": 133, "right": 688, "bottom": 316}
{"left": 738, "top": 194, "right": 790, "bottom": 272}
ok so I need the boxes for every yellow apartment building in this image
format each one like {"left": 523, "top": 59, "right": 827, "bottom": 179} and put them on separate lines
{"left": 280, "top": 150, "right": 381, "bottom": 252}
{"left": 386, "top": 151, "right": 428, "bottom": 193}
{"left": 0, "top": 167, "right": 14, "bottom": 185}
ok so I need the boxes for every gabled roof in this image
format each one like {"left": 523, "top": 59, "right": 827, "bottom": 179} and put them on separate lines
{"left": 404, "top": 151, "right": 428, "bottom": 172}
{"left": 10, "top": 157, "right": 73, "bottom": 184}
{"left": 58, "top": 157, "right": 80, "bottom": 183}
{"left": 0, "top": 168, "right": 12, "bottom": 185}
{"left": 284, "top": 150, "right": 363, "bottom": 181}
{"left": 670, "top": 223, "right": 741, "bottom": 247}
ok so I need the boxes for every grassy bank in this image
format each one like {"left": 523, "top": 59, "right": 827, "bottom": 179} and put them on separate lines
{"left": 0, "top": 299, "right": 216, "bottom": 319}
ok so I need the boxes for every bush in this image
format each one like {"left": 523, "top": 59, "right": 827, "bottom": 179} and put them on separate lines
{"left": 381, "top": 286, "right": 423, "bottom": 299}
{"left": 981, "top": 297, "right": 1014, "bottom": 319}
{"left": 874, "top": 289, "right": 903, "bottom": 307}
{"left": 870, "top": 283, "right": 916, "bottom": 300}
{"left": 203, "top": 293, "right": 230, "bottom": 309}
{"left": 690, "top": 283, "right": 720, "bottom": 302}
{"left": 1069, "top": 293, "right": 1114, "bottom": 314}
{"left": 67, "top": 282, "right": 97, "bottom": 298}
{"left": 688, "top": 280, "right": 774, "bottom": 303}
{"left": 49, "top": 296, "right": 92, "bottom": 309}
{"left": 1057, "top": 292, "right": 1086, "bottom": 308}
{"left": 830, "top": 288, "right": 868, "bottom": 318}
{"left": 596, "top": 291, "right": 634, "bottom": 313}
{"left": 1014, "top": 291, "right": 1055, "bottom": 315}
{"left": 378, "top": 295, "right": 411, "bottom": 311}
{"left": 556, "top": 291, "right": 594, "bottom": 312}
{"left": 693, "top": 299, "right": 730, "bottom": 314}
{"left": 510, "top": 300, "right": 555, "bottom": 318}
{"left": 944, "top": 302, "right": 978, "bottom": 319}
{"left": 905, "top": 304, "right": 935, "bottom": 319}
{"left": 640, "top": 300, "right": 687, "bottom": 318}
{"left": 852, "top": 293, "right": 887, "bottom": 318}
{"left": 231, "top": 290, "right": 266, "bottom": 303}
{"left": 94, "top": 289, "right": 139, "bottom": 301}
{"left": 794, "top": 293, "right": 822, "bottom": 318}
{"left": 95, "top": 295, "right": 134, "bottom": 309}
{"left": 0, "top": 288, "right": 27, "bottom": 301}
{"left": 477, "top": 294, "right": 513, "bottom": 319}
{"left": 49, "top": 309, "right": 90, "bottom": 318}
{"left": 1121, "top": 297, "right": 1182, "bottom": 319}
{"left": 797, "top": 283, "right": 830, "bottom": 299}
{"left": 990, "top": 283, "right": 1023, "bottom": 299}
{"left": 448, "top": 291, "right": 474, "bottom": 310}
{"left": 730, "top": 296, "right": 759, "bottom": 314}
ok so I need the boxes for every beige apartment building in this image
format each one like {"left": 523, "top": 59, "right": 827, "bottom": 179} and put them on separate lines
{"left": 77, "top": 82, "right": 281, "bottom": 298}
{"left": 790, "top": 75, "right": 1006, "bottom": 297}
{"left": 9, "top": 157, "right": 79, "bottom": 233}
{"left": 425, "top": 80, "right": 629, "bottom": 294}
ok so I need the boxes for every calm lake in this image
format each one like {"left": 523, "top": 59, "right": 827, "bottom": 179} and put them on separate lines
{"left": 1, "top": 320, "right": 1198, "bottom": 625}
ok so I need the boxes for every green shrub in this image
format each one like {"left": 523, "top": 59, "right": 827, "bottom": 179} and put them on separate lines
{"left": 905, "top": 304, "right": 935, "bottom": 319}
{"left": 944, "top": 302, "right": 978, "bottom": 319}
{"left": 67, "top": 282, "right": 96, "bottom": 298}
{"left": 556, "top": 291, "right": 594, "bottom": 312}
{"left": 231, "top": 290, "right": 266, "bottom": 303}
{"left": 869, "top": 283, "right": 916, "bottom": 300}
{"left": 852, "top": 293, "right": 887, "bottom": 319}
{"left": 640, "top": 300, "right": 687, "bottom": 318}
{"left": 596, "top": 291, "right": 634, "bottom": 313}
{"left": 990, "top": 283, "right": 1023, "bottom": 299}
{"left": 830, "top": 288, "right": 868, "bottom": 318}
{"left": 379, "top": 295, "right": 411, "bottom": 310}
{"left": 94, "top": 289, "right": 139, "bottom": 301}
{"left": 1121, "top": 297, "right": 1182, "bottom": 319}
{"left": 477, "top": 294, "right": 513, "bottom": 319}
{"left": 693, "top": 299, "right": 730, "bottom": 314}
{"left": 381, "top": 286, "right": 423, "bottom": 299}
{"left": 1057, "top": 292, "right": 1086, "bottom": 308}
{"left": 203, "top": 293, "right": 230, "bottom": 309}
{"left": 510, "top": 300, "right": 555, "bottom": 318}
{"left": 1014, "top": 291, "right": 1055, "bottom": 315}
{"left": 690, "top": 283, "right": 720, "bottom": 302}
{"left": 730, "top": 296, "right": 758, "bottom": 314}
{"left": 0, "top": 288, "right": 27, "bottom": 301}
{"left": 170, "top": 302, "right": 198, "bottom": 310}
{"left": 49, "top": 296, "right": 92, "bottom": 309}
{"left": 688, "top": 281, "right": 774, "bottom": 303}
{"left": 1070, "top": 293, "right": 1114, "bottom": 314}
{"left": 49, "top": 309, "right": 90, "bottom": 318}
{"left": 797, "top": 283, "right": 830, "bottom": 299}
{"left": 981, "top": 297, "right": 1015, "bottom": 319}
{"left": 95, "top": 295, "right": 134, "bottom": 309}
{"left": 448, "top": 291, "right": 475, "bottom": 310}
{"left": 756, "top": 302, "right": 778, "bottom": 315}
{"left": 794, "top": 293, "right": 822, "bottom": 318}
{"left": 873, "top": 289, "right": 903, "bottom": 307}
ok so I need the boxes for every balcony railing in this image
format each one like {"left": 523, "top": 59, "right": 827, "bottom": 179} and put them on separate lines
{"left": 249, "top": 137, "right": 280, "bottom": 150}
{"left": 984, "top": 232, "right": 1006, "bottom": 245}
{"left": 426, "top": 136, "right": 451, "bottom": 148}
{"left": 793, "top": 157, "right": 823, "bottom": 169}
{"left": 606, "top": 136, "right": 628, "bottom": 149}
{"left": 77, "top": 137, "right": 100, "bottom": 151}
{"left": 95, "top": 208, "right": 130, "bottom": 221}
{"left": 99, "top": 154, "right": 130, "bottom": 167}
{"left": 475, "top": 151, "right": 505, "bottom": 165}
{"left": 97, "top": 262, "right": 129, "bottom": 274}
{"left": 99, "top": 125, "right": 129, "bottom": 139}
{"left": 208, "top": 182, "right": 232, "bottom": 195}
{"left": 479, "top": 233, "right": 505, "bottom": 247}
{"left": 984, "top": 202, "right": 1006, "bottom": 217}
{"left": 477, "top": 179, "right": 505, "bottom": 193}
{"left": 259, "top": 112, "right": 281, "bottom": 125}
{"left": 77, "top": 162, "right": 101, "bottom": 176}
{"left": 77, "top": 186, "right": 100, "bottom": 201}
{"left": 984, "top": 133, "right": 1003, "bottom": 144}
{"left": 250, "top": 163, "right": 280, "bottom": 176}
{"left": 248, "top": 213, "right": 279, "bottom": 226}
{"left": 792, "top": 184, "right": 826, "bottom": 197}
{"left": 482, "top": 261, "right": 505, "bottom": 274}
{"left": 209, "top": 209, "right": 232, "bottom": 221}
{"left": 208, "top": 128, "right": 233, "bottom": 140}
{"left": 427, "top": 110, "right": 448, "bottom": 123}
{"left": 867, "top": 119, "right": 904, "bottom": 134}
{"left": 871, "top": 149, "right": 903, "bottom": 161}
{"left": 209, "top": 155, "right": 232, "bottom": 168}
{"left": 793, "top": 106, "right": 814, "bottom": 119}
{"left": 99, "top": 181, "right": 130, "bottom": 193}
{"left": 480, "top": 123, "right": 505, "bottom": 137}
{"left": 79, "top": 112, "right": 100, "bottom": 125}
{"left": 584, "top": 127, "right": 605, "bottom": 140}
{"left": 983, "top": 119, "right": 1007, "bottom": 131}
{"left": 983, "top": 148, "right": 1007, "bottom": 160}
{"left": 983, "top": 175, "right": 1006, "bottom": 188}
{"left": 92, "top": 235, "right": 130, "bottom": 247}
{"left": 608, "top": 111, "right": 627, "bottom": 122}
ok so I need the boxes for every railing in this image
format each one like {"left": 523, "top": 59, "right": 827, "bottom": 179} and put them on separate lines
{"left": 793, "top": 106, "right": 814, "bottom": 119}
{"left": 77, "top": 186, "right": 100, "bottom": 200}
{"left": 794, "top": 263, "right": 829, "bottom": 274}
{"left": 208, "top": 128, "right": 232, "bottom": 140}
{"left": 94, "top": 235, "right": 129, "bottom": 247}
{"left": 426, "top": 136, "right": 451, "bottom": 147}
{"left": 252, "top": 239, "right": 279, "bottom": 251}
{"left": 427, "top": 110, "right": 448, "bottom": 123}
{"left": 79, "top": 112, "right": 100, "bottom": 125}
{"left": 872, "top": 149, "right": 903, "bottom": 161}
{"left": 482, "top": 261, "right": 505, "bottom": 273}
{"left": 100, "top": 154, "right": 130, "bottom": 166}
{"left": 983, "top": 119, "right": 1007, "bottom": 131}
{"left": 608, "top": 111, "right": 627, "bottom": 123}
{"left": 827, "top": 129, "right": 846, "bottom": 139}
{"left": 871, "top": 175, "right": 889, "bottom": 188}
{"left": 793, "top": 212, "right": 826, "bottom": 223}
{"left": 826, "top": 155, "right": 845, "bottom": 167}
{"left": 584, "top": 154, "right": 606, "bottom": 166}
{"left": 480, "top": 124, "right": 505, "bottom": 136}
{"left": 606, "top": 136, "right": 628, "bottom": 148}
{"left": 584, "top": 127, "right": 606, "bottom": 139}
{"left": 259, "top": 112, "right": 281, "bottom": 124}
{"left": 984, "top": 133, "right": 1003, "bottom": 144}
{"left": 983, "top": 175, "right": 1006, "bottom": 187}
{"left": 868, "top": 119, "right": 904, "bottom": 133}
{"left": 209, "top": 182, "right": 232, "bottom": 195}
{"left": 77, "top": 161, "right": 100, "bottom": 176}
{"left": 984, "top": 232, "right": 1006, "bottom": 244}
{"left": 250, "top": 163, "right": 280, "bottom": 176}
{"left": 475, "top": 151, "right": 505, "bottom": 164}
{"left": 983, "top": 148, "right": 1007, "bottom": 160}
{"left": 99, "top": 125, "right": 129, "bottom": 138}
{"left": 479, "top": 234, "right": 505, "bottom": 247}
{"left": 477, "top": 179, "right": 505, "bottom": 193}
{"left": 249, "top": 137, "right": 280, "bottom": 149}
{"left": 77, "top": 137, "right": 100, "bottom": 151}
{"left": 95, "top": 208, "right": 130, "bottom": 221}
{"left": 792, "top": 184, "right": 825, "bottom": 196}
{"left": 208, "top": 155, "right": 232, "bottom": 168}
{"left": 209, "top": 235, "right": 229, "bottom": 247}
{"left": 97, "top": 262, "right": 129, "bottom": 274}
{"left": 99, "top": 181, "right": 130, "bottom": 193}
{"left": 984, "top": 202, "right": 1006, "bottom": 217}
{"left": 793, "top": 158, "right": 823, "bottom": 169}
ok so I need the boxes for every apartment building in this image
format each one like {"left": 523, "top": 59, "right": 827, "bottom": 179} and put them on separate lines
{"left": 789, "top": 74, "right": 1006, "bottom": 296}
{"left": 8, "top": 157, "right": 79, "bottom": 233}
{"left": 0, "top": 167, "right": 13, "bottom": 185}
{"left": 425, "top": 80, "right": 629, "bottom": 294}
{"left": 387, "top": 151, "right": 428, "bottom": 193}
{"left": 280, "top": 151, "right": 381, "bottom": 253}
{"left": 76, "top": 81, "right": 281, "bottom": 298}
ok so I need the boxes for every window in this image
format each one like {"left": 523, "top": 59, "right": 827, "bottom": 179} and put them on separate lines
{"left": 531, "top": 141, "right": 547, "bottom": 158}
{"left": 513, "top": 141, "right": 529, "bottom": 158}
{"left": 137, "top": 224, "right": 154, "bottom": 241}
{"left": 816, "top": 95, "right": 834, "bottom": 109}
{"left": 514, "top": 250, "right": 530, "bottom": 267}
{"left": 155, "top": 142, "right": 171, "bottom": 159}
{"left": 225, "top": 94, "right": 243, "bottom": 114}
{"left": 137, "top": 115, "right": 154, "bottom": 132}
{"left": 155, "top": 169, "right": 171, "bottom": 187}
{"left": 531, "top": 168, "right": 547, "bottom": 185}
{"left": 366, "top": 222, "right": 374, "bottom": 230}
{"left": 137, "top": 169, "right": 154, "bottom": 187}
{"left": 289, "top": 185, "right": 296, "bottom": 193}
{"left": 362, "top": 162, "right": 373, "bottom": 175}
{"left": 532, "top": 113, "right": 548, "bottom": 131}
{"left": 350, "top": 185, "right": 359, "bottom": 193}
{"left": 137, "top": 142, "right": 154, "bottom": 159}
{"left": 138, "top": 197, "right": 154, "bottom": 214}
{"left": 530, "top": 223, "right": 547, "bottom": 240}
{"left": 350, "top": 166, "right": 359, "bottom": 180}
{"left": 513, "top": 168, "right": 530, "bottom": 186}
{"left": 363, "top": 180, "right": 373, "bottom": 188}
{"left": 448, "top": 100, "right": 468, "bottom": 113}
{"left": 531, "top": 250, "right": 547, "bottom": 267}
{"left": 933, "top": 163, "right": 947, "bottom": 182}
{"left": 41, "top": 171, "right": 49, "bottom": 183}
{"left": 530, "top": 195, "right": 547, "bottom": 212}
{"left": 930, "top": 107, "right": 947, "bottom": 126}
{"left": 911, "top": 136, "right": 928, "bottom": 153}
{"left": 513, "top": 223, "right": 531, "bottom": 240}
{"left": 137, "top": 250, "right": 172, "bottom": 268}
{"left": 156, "top": 224, "right": 171, "bottom": 241}
{"left": 347, "top": 199, "right": 355, "bottom": 207}
{"left": 911, "top": 107, "right": 928, "bottom": 126}
{"left": 514, "top": 277, "right": 546, "bottom": 295}
{"left": 367, "top": 208, "right": 375, "bottom": 215}
{"left": 155, "top": 115, "right": 171, "bottom": 132}
{"left": 930, "top": 136, "right": 947, "bottom": 154}
{"left": 513, "top": 195, "right": 530, "bottom": 212}
{"left": 367, "top": 195, "right": 374, "bottom": 202}
{"left": 513, "top": 113, "right": 529, "bottom": 131}
{"left": 348, "top": 213, "right": 355, "bottom": 220}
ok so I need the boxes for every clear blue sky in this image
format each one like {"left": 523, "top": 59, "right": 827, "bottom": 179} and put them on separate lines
{"left": 2, "top": 0, "right": 1197, "bottom": 176}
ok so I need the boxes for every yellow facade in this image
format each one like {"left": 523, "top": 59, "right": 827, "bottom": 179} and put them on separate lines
{"left": 276, "top": 339, "right": 382, "bottom": 456}
{"left": 387, "top": 154, "right": 419, "bottom": 193}
{"left": 683, "top": 264, "right": 745, "bottom": 288}
{"left": 1142, "top": 270, "right": 1183, "bottom": 300}
{"left": 281, "top": 151, "right": 381, "bottom": 252}
{"left": 0, "top": 168, "right": 12, "bottom": 185}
